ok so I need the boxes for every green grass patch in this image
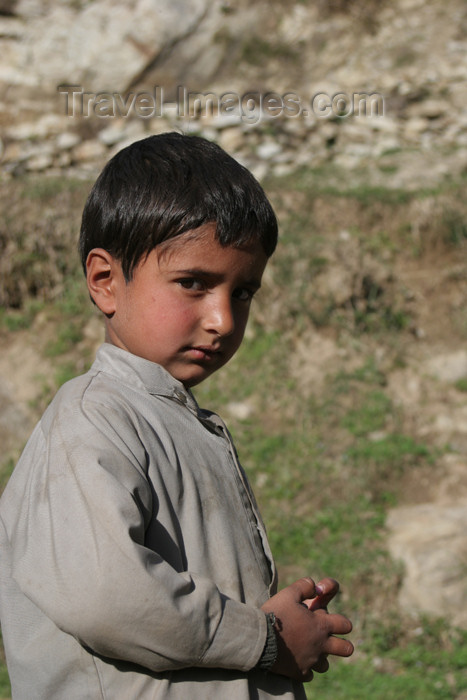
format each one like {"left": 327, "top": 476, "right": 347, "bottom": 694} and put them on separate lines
{"left": 346, "top": 434, "right": 431, "bottom": 466}
{"left": 307, "top": 653, "right": 464, "bottom": 700}
{"left": 267, "top": 165, "right": 417, "bottom": 204}
{"left": 343, "top": 358, "right": 387, "bottom": 386}
{"left": 45, "top": 321, "right": 84, "bottom": 357}
{"left": 0, "top": 629, "right": 10, "bottom": 699}
{"left": 0, "top": 299, "right": 45, "bottom": 332}
{"left": 0, "top": 664, "right": 10, "bottom": 698}
{"left": 341, "top": 390, "right": 391, "bottom": 436}
{"left": 269, "top": 498, "right": 387, "bottom": 590}
{"left": 441, "top": 207, "right": 467, "bottom": 246}
{"left": 455, "top": 377, "right": 467, "bottom": 392}
{"left": 306, "top": 619, "right": 467, "bottom": 699}
{"left": 353, "top": 304, "right": 411, "bottom": 333}
{"left": 18, "top": 175, "right": 89, "bottom": 201}
{"left": 0, "top": 458, "right": 15, "bottom": 492}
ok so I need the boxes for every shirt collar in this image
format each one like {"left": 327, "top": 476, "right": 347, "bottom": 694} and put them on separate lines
{"left": 93, "top": 343, "right": 199, "bottom": 414}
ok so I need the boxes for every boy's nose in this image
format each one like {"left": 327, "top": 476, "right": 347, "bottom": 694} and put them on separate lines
{"left": 204, "top": 295, "right": 235, "bottom": 337}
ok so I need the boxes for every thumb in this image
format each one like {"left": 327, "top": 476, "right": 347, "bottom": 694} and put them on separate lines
{"left": 288, "top": 576, "right": 318, "bottom": 602}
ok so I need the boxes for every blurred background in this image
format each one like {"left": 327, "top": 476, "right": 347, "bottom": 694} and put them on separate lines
{"left": 1, "top": 1, "right": 467, "bottom": 698}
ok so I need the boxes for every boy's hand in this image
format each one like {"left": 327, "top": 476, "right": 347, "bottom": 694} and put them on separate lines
{"left": 302, "top": 576, "right": 340, "bottom": 611}
{"left": 261, "top": 577, "right": 353, "bottom": 682}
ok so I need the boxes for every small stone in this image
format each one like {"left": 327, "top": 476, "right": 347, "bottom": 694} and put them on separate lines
{"left": 282, "top": 116, "right": 314, "bottom": 135}
{"left": 367, "top": 115, "right": 399, "bottom": 133}
{"left": 218, "top": 127, "right": 244, "bottom": 153}
{"left": 72, "top": 139, "right": 107, "bottom": 162}
{"left": 6, "top": 114, "right": 68, "bottom": 140}
{"left": 205, "top": 114, "right": 243, "bottom": 130}
{"left": 333, "top": 153, "right": 363, "bottom": 170}
{"left": 256, "top": 141, "right": 281, "bottom": 160}
{"left": 97, "top": 122, "right": 128, "bottom": 147}
{"left": 5, "top": 122, "right": 39, "bottom": 140}
{"left": 225, "top": 401, "right": 253, "bottom": 420}
{"left": 417, "top": 99, "right": 448, "bottom": 119}
{"left": 55, "top": 150, "right": 72, "bottom": 168}
{"left": 272, "top": 163, "right": 295, "bottom": 177}
{"left": 1, "top": 142, "right": 23, "bottom": 163}
{"left": 25, "top": 152, "right": 53, "bottom": 171}
{"left": 147, "top": 117, "right": 173, "bottom": 135}
{"left": 403, "top": 117, "right": 428, "bottom": 138}
{"left": 249, "top": 161, "right": 268, "bottom": 181}
{"left": 56, "top": 131, "right": 81, "bottom": 150}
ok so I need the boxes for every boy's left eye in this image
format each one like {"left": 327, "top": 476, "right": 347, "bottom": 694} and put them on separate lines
{"left": 177, "top": 278, "right": 254, "bottom": 302}
{"left": 233, "top": 287, "right": 254, "bottom": 302}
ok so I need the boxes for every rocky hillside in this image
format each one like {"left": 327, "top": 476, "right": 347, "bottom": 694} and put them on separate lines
{"left": 1, "top": 0, "right": 467, "bottom": 189}
{"left": 1, "top": 0, "right": 467, "bottom": 635}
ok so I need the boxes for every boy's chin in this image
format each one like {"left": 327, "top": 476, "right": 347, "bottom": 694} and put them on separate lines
{"left": 178, "top": 362, "right": 225, "bottom": 389}
{"left": 180, "top": 370, "right": 215, "bottom": 389}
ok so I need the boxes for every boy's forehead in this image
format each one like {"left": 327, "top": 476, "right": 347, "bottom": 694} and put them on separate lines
{"left": 155, "top": 224, "right": 267, "bottom": 264}
{"left": 157, "top": 224, "right": 218, "bottom": 255}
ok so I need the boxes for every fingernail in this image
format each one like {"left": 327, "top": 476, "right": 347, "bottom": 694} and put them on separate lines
{"left": 315, "top": 585, "right": 324, "bottom": 596}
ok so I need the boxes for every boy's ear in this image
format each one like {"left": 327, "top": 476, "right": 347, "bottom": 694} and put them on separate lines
{"left": 85, "top": 248, "right": 122, "bottom": 316}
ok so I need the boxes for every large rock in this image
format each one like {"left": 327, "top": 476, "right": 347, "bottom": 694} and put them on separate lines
{"left": 387, "top": 500, "right": 467, "bottom": 629}
{"left": 2, "top": 0, "right": 210, "bottom": 91}
{"left": 424, "top": 350, "right": 467, "bottom": 383}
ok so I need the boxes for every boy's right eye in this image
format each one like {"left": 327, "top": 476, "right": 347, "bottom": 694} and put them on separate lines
{"left": 177, "top": 278, "right": 205, "bottom": 291}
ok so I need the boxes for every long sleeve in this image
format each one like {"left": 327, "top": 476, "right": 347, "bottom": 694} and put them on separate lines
{"left": 6, "top": 394, "right": 267, "bottom": 674}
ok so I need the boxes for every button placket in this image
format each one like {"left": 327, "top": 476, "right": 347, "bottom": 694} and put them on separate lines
{"left": 214, "top": 418, "right": 276, "bottom": 587}
{"left": 173, "top": 388, "right": 188, "bottom": 405}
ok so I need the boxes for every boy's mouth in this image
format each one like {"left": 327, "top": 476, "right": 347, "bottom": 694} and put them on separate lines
{"left": 186, "top": 345, "right": 221, "bottom": 361}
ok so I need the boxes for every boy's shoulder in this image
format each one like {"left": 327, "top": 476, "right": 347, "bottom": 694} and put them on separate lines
{"left": 50, "top": 343, "right": 180, "bottom": 403}
{"left": 43, "top": 343, "right": 200, "bottom": 432}
{"left": 41, "top": 344, "right": 121, "bottom": 417}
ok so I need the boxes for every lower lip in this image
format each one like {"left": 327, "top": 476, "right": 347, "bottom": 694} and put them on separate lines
{"left": 187, "top": 348, "right": 218, "bottom": 361}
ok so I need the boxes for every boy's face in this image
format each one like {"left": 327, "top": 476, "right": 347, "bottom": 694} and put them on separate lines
{"left": 90, "top": 225, "right": 268, "bottom": 387}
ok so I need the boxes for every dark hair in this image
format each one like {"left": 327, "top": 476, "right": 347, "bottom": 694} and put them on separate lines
{"left": 79, "top": 132, "right": 278, "bottom": 280}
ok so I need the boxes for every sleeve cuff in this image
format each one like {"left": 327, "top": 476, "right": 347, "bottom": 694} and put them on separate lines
{"left": 256, "top": 612, "right": 278, "bottom": 670}
{"left": 198, "top": 597, "right": 268, "bottom": 671}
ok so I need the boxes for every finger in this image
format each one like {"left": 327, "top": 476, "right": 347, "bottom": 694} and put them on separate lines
{"left": 311, "top": 654, "right": 330, "bottom": 674}
{"left": 327, "top": 613, "right": 353, "bottom": 636}
{"left": 324, "top": 635, "right": 354, "bottom": 658}
{"left": 301, "top": 669, "right": 314, "bottom": 683}
{"left": 288, "top": 576, "right": 318, "bottom": 602}
{"left": 317, "top": 577, "right": 339, "bottom": 595}
{"left": 315, "top": 577, "right": 339, "bottom": 606}
{"left": 304, "top": 596, "right": 327, "bottom": 612}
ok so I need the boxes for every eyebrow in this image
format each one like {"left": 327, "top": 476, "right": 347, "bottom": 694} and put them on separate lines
{"left": 174, "top": 268, "right": 262, "bottom": 290}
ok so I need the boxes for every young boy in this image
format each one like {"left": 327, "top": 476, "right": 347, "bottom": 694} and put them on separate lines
{"left": 0, "top": 133, "right": 353, "bottom": 699}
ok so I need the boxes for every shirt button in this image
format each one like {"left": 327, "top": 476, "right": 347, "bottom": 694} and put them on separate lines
{"left": 174, "top": 389, "right": 187, "bottom": 404}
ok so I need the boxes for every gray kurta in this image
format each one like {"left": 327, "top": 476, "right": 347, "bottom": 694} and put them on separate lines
{"left": 0, "top": 344, "right": 305, "bottom": 699}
